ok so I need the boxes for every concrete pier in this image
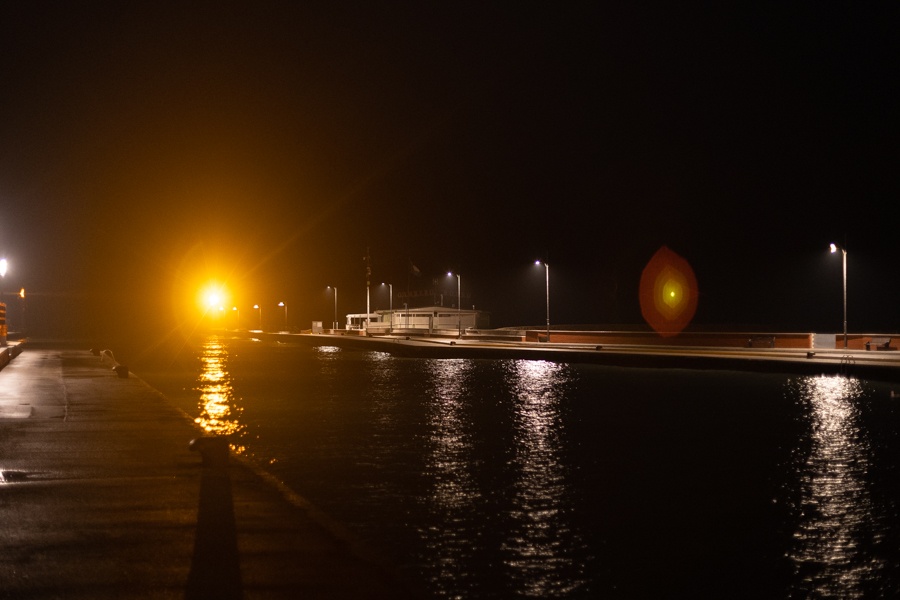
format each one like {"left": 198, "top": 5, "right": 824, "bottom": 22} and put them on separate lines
{"left": 291, "top": 332, "right": 900, "bottom": 381}
{"left": 0, "top": 344, "right": 416, "bottom": 599}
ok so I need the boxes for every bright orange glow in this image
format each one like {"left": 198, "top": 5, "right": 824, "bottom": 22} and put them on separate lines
{"left": 197, "top": 282, "right": 230, "bottom": 317}
{"left": 639, "top": 246, "right": 699, "bottom": 337}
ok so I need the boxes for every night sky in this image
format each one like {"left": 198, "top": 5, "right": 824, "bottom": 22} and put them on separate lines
{"left": 1, "top": 3, "right": 898, "bottom": 344}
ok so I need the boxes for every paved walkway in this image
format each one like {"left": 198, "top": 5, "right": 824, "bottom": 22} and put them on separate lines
{"left": 0, "top": 345, "right": 416, "bottom": 599}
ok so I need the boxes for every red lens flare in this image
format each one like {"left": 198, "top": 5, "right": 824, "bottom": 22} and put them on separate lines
{"left": 639, "top": 246, "right": 699, "bottom": 337}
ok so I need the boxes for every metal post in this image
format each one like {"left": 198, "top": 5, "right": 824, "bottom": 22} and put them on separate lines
{"left": 842, "top": 248, "right": 847, "bottom": 349}
{"left": 387, "top": 283, "right": 393, "bottom": 333}
{"left": 329, "top": 287, "right": 337, "bottom": 330}
{"left": 830, "top": 243, "right": 848, "bottom": 349}
{"left": 544, "top": 262, "right": 550, "bottom": 343}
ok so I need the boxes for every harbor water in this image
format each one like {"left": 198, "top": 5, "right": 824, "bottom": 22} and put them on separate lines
{"left": 131, "top": 334, "right": 900, "bottom": 598}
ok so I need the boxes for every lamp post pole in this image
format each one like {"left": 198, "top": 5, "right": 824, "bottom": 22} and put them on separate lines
{"left": 830, "top": 243, "right": 848, "bottom": 348}
{"left": 328, "top": 287, "right": 337, "bottom": 330}
{"left": 232, "top": 306, "right": 239, "bottom": 330}
{"left": 535, "top": 260, "right": 550, "bottom": 342}
{"left": 278, "top": 301, "right": 287, "bottom": 331}
{"left": 1, "top": 259, "right": 8, "bottom": 347}
{"left": 448, "top": 272, "right": 461, "bottom": 338}
{"left": 0, "top": 257, "right": 6, "bottom": 303}
{"left": 19, "top": 288, "right": 25, "bottom": 336}
{"left": 254, "top": 304, "right": 261, "bottom": 330}
{"left": 382, "top": 283, "right": 393, "bottom": 333}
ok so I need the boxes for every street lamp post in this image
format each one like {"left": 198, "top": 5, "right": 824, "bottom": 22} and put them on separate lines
{"left": 19, "top": 288, "right": 25, "bottom": 336}
{"left": 0, "top": 258, "right": 7, "bottom": 301}
{"left": 328, "top": 286, "right": 338, "bottom": 330}
{"left": 382, "top": 283, "right": 393, "bottom": 333}
{"left": 278, "top": 301, "right": 287, "bottom": 331}
{"left": 253, "top": 304, "right": 262, "bottom": 330}
{"left": 447, "top": 272, "right": 461, "bottom": 338}
{"left": 232, "top": 306, "right": 239, "bottom": 330}
{"left": 1, "top": 259, "right": 8, "bottom": 347}
{"left": 830, "top": 243, "right": 848, "bottom": 348}
{"left": 535, "top": 260, "right": 550, "bottom": 342}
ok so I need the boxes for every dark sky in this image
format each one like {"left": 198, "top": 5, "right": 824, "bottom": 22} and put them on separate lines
{"left": 1, "top": 3, "right": 898, "bottom": 342}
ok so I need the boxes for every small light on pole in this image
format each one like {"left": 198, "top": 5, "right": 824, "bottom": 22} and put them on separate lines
{"left": 278, "top": 301, "right": 287, "bottom": 331}
{"left": 19, "top": 288, "right": 25, "bottom": 335}
{"left": 232, "top": 306, "right": 239, "bottom": 329}
{"left": 253, "top": 304, "right": 262, "bottom": 330}
{"left": 0, "top": 258, "right": 7, "bottom": 300}
{"left": 328, "top": 286, "right": 338, "bottom": 330}
{"left": 382, "top": 283, "right": 393, "bottom": 333}
{"left": 535, "top": 260, "right": 550, "bottom": 342}
{"left": 830, "top": 243, "right": 848, "bottom": 348}
{"left": 447, "top": 272, "right": 461, "bottom": 338}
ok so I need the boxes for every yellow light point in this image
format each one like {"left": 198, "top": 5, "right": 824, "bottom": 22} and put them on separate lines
{"left": 197, "top": 281, "right": 231, "bottom": 315}
{"left": 661, "top": 277, "right": 684, "bottom": 309}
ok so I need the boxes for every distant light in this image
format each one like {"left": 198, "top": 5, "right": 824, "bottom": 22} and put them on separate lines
{"left": 830, "top": 243, "right": 838, "bottom": 253}
{"left": 0, "top": 259, "right": 7, "bottom": 277}
{"left": 19, "top": 288, "right": 25, "bottom": 299}
{"left": 447, "top": 271, "right": 452, "bottom": 277}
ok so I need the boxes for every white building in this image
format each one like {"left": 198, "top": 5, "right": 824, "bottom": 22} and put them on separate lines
{"left": 346, "top": 306, "right": 490, "bottom": 334}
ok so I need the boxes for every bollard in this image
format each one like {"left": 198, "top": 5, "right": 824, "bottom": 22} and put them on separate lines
{"left": 99, "top": 349, "right": 128, "bottom": 378}
{"left": 189, "top": 436, "right": 230, "bottom": 468}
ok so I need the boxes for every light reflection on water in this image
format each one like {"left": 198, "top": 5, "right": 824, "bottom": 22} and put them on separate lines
{"left": 502, "top": 360, "right": 587, "bottom": 597}
{"left": 417, "top": 358, "right": 588, "bottom": 598}
{"left": 147, "top": 337, "right": 900, "bottom": 598}
{"left": 421, "top": 358, "right": 481, "bottom": 594}
{"left": 194, "top": 336, "right": 246, "bottom": 453}
{"left": 786, "top": 375, "right": 888, "bottom": 598}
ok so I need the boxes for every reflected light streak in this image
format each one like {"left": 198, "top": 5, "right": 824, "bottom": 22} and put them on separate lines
{"left": 421, "top": 358, "right": 479, "bottom": 595}
{"left": 503, "top": 359, "right": 586, "bottom": 597}
{"left": 787, "top": 375, "right": 886, "bottom": 598}
{"left": 194, "top": 336, "right": 246, "bottom": 454}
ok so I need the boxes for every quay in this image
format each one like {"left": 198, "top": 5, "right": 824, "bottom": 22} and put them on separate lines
{"left": 285, "top": 330, "right": 900, "bottom": 382}
{"left": 0, "top": 341, "right": 416, "bottom": 599}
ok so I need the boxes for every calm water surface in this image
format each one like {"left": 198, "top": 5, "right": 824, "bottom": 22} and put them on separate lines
{"left": 131, "top": 335, "right": 900, "bottom": 599}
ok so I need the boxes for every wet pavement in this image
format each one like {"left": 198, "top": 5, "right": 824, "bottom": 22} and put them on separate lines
{"left": 0, "top": 344, "right": 415, "bottom": 599}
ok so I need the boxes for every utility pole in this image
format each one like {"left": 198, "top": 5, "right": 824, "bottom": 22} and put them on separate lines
{"left": 364, "top": 248, "right": 371, "bottom": 329}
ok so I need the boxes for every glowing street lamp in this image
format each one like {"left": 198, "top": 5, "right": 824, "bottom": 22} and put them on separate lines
{"left": 278, "top": 301, "right": 287, "bottom": 331}
{"left": 327, "top": 286, "right": 338, "bottom": 330}
{"left": 232, "top": 306, "right": 239, "bottom": 329}
{"left": 447, "top": 272, "right": 461, "bottom": 338}
{"left": 382, "top": 283, "right": 393, "bottom": 333}
{"left": 535, "top": 260, "right": 550, "bottom": 342}
{"left": 830, "top": 243, "right": 848, "bottom": 348}
{"left": 253, "top": 304, "right": 262, "bottom": 330}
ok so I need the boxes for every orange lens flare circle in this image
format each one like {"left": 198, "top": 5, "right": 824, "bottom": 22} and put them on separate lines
{"left": 639, "top": 246, "right": 698, "bottom": 337}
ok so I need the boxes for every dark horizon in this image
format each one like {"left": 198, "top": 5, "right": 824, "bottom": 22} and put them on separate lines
{"left": 2, "top": 4, "right": 898, "bottom": 343}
